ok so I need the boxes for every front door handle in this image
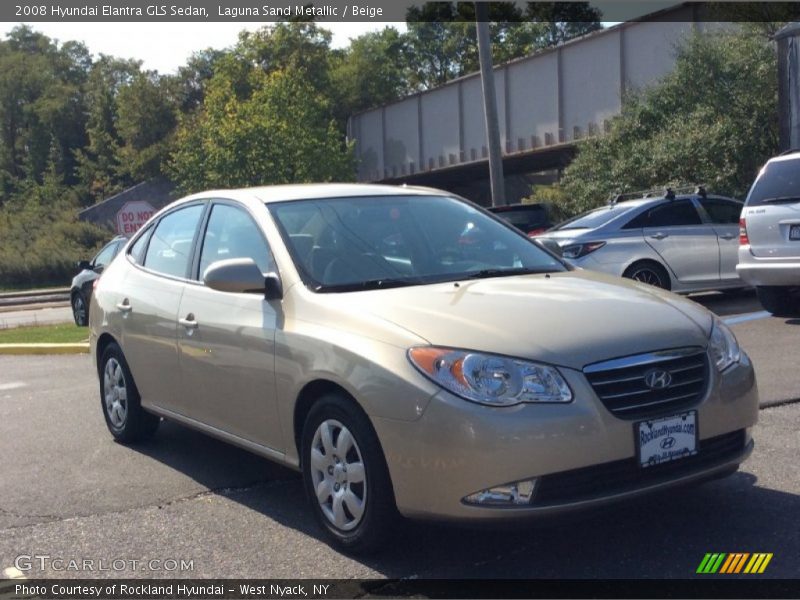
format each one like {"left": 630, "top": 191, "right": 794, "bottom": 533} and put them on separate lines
{"left": 179, "top": 314, "right": 198, "bottom": 330}
{"left": 650, "top": 232, "right": 669, "bottom": 240}
{"left": 116, "top": 299, "right": 132, "bottom": 313}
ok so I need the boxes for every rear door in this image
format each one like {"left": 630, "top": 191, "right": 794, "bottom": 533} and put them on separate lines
{"left": 118, "top": 202, "right": 206, "bottom": 412}
{"left": 697, "top": 196, "right": 743, "bottom": 282}
{"left": 637, "top": 199, "right": 720, "bottom": 284}
{"left": 743, "top": 157, "right": 800, "bottom": 258}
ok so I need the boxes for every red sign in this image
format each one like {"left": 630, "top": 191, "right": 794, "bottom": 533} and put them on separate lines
{"left": 116, "top": 201, "right": 156, "bottom": 236}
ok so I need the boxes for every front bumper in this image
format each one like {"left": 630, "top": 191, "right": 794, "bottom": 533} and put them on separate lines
{"left": 373, "top": 353, "right": 758, "bottom": 521}
{"left": 737, "top": 247, "right": 800, "bottom": 286}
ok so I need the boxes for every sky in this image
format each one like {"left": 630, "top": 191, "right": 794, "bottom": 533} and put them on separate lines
{"left": 0, "top": 22, "right": 406, "bottom": 73}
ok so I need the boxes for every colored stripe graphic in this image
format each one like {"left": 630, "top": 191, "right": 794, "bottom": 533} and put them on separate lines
{"left": 697, "top": 553, "right": 727, "bottom": 573}
{"left": 699, "top": 553, "right": 773, "bottom": 574}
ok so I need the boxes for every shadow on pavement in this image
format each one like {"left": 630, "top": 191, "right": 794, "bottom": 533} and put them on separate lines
{"left": 130, "top": 422, "right": 798, "bottom": 579}
{"left": 688, "top": 289, "right": 762, "bottom": 317}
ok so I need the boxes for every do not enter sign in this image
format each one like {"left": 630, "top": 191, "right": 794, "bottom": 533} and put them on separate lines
{"left": 116, "top": 201, "right": 156, "bottom": 235}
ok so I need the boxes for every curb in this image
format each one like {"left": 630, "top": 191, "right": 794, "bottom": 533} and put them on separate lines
{"left": 0, "top": 301, "right": 71, "bottom": 314}
{"left": 0, "top": 343, "right": 89, "bottom": 355}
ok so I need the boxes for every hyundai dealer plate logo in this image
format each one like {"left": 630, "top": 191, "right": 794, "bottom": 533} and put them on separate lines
{"left": 644, "top": 369, "right": 672, "bottom": 390}
{"left": 660, "top": 436, "right": 677, "bottom": 449}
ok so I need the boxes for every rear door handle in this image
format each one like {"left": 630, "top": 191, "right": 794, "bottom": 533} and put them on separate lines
{"left": 116, "top": 299, "right": 132, "bottom": 313}
{"left": 719, "top": 233, "right": 736, "bottom": 240}
{"left": 650, "top": 232, "right": 669, "bottom": 240}
{"left": 179, "top": 314, "right": 198, "bottom": 330}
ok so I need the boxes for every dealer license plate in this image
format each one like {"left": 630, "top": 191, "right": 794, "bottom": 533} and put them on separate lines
{"left": 636, "top": 411, "right": 698, "bottom": 468}
{"left": 790, "top": 224, "right": 800, "bottom": 240}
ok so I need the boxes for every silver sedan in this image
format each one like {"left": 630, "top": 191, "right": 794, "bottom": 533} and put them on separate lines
{"left": 538, "top": 191, "right": 744, "bottom": 293}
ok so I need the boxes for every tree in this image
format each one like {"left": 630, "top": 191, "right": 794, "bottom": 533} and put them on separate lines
{"left": 169, "top": 67, "right": 354, "bottom": 193}
{"left": 115, "top": 71, "right": 177, "bottom": 181}
{"left": 403, "top": 1, "right": 601, "bottom": 89}
{"left": 560, "top": 29, "right": 779, "bottom": 217}
{"left": 331, "top": 27, "right": 410, "bottom": 117}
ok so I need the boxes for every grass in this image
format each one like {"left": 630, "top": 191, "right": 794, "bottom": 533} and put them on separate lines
{"left": 0, "top": 323, "right": 88, "bottom": 344}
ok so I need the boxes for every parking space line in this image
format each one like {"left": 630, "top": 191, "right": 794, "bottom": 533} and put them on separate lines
{"left": 0, "top": 382, "right": 26, "bottom": 391}
{"left": 723, "top": 311, "right": 771, "bottom": 326}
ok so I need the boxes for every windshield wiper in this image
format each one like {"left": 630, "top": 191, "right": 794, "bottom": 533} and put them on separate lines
{"left": 760, "top": 196, "right": 800, "bottom": 204}
{"left": 315, "top": 277, "right": 422, "bottom": 293}
{"left": 463, "top": 267, "right": 552, "bottom": 280}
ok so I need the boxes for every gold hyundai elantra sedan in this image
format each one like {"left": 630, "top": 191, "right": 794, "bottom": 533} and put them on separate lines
{"left": 90, "top": 184, "right": 758, "bottom": 551}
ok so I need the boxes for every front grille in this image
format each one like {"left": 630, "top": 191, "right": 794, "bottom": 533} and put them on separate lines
{"left": 584, "top": 348, "right": 709, "bottom": 419}
{"left": 534, "top": 429, "right": 746, "bottom": 506}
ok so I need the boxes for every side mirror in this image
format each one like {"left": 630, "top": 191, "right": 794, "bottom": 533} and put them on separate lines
{"left": 77, "top": 260, "right": 92, "bottom": 271}
{"left": 535, "top": 237, "right": 563, "bottom": 258}
{"left": 203, "top": 258, "right": 283, "bottom": 299}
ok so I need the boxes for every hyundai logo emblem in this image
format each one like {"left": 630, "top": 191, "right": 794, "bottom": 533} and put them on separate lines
{"left": 660, "top": 436, "right": 677, "bottom": 449}
{"left": 644, "top": 369, "right": 672, "bottom": 390}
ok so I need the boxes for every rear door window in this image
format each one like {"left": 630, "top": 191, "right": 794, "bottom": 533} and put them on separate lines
{"left": 699, "top": 198, "right": 743, "bottom": 224}
{"left": 626, "top": 200, "right": 702, "bottom": 228}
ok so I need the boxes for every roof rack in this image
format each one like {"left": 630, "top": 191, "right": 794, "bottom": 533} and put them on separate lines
{"left": 608, "top": 184, "right": 708, "bottom": 205}
{"left": 779, "top": 148, "right": 800, "bottom": 156}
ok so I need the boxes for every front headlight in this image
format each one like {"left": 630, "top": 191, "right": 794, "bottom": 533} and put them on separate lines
{"left": 708, "top": 317, "right": 741, "bottom": 371}
{"left": 408, "top": 347, "right": 572, "bottom": 406}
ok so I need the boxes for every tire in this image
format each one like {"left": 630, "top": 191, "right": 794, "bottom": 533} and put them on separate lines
{"left": 301, "top": 393, "right": 397, "bottom": 553}
{"left": 623, "top": 260, "right": 671, "bottom": 290}
{"left": 756, "top": 286, "right": 800, "bottom": 317}
{"left": 99, "top": 342, "right": 160, "bottom": 443}
{"left": 71, "top": 291, "right": 89, "bottom": 327}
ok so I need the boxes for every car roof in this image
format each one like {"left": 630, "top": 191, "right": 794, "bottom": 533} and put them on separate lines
{"left": 182, "top": 183, "right": 453, "bottom": 205}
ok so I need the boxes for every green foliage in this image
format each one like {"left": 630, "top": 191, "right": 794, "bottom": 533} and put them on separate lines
{"left": 561, "top": 29, "right": 779, "bottom": 216}
{"left": 0, "top": 323, "right": 88, "bottom": 344}
{"left": 0, "top": 179, "right": 110, "bottom": 286}
{"left": 522, "top": 184, "right": 571, "bottom": 222}
{"left": 404, "top": 2, "right": 601, "bottom": 89}
{"left": 169, "top": 67, "right": 354, "bottom": 192}
{"left": 331, "top": 27, "right": 411, "bottom": 117}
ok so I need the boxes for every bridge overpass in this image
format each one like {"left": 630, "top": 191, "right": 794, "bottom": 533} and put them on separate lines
{"left": 346, "top": 4, "right": 721, "bottom": 203}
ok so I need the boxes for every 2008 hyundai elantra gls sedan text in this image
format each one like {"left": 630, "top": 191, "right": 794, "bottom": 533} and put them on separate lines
{"left": 89, "top": 184, "right": 758, "bottom": 551}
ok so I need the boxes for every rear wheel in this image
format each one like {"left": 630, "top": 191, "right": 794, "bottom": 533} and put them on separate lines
{"left": 71, "top": 292, "right": 88, "bottom": 326}
{"left": 623, "top": 261, "right": 671, "bottom": 290}
{"left": 99, "top": 342, "right": 160, "bottom": 443}
{"left": 301, "top": 393, "right": 397, "bottom": 553}
{"left": 756, "top": 286, "right": 800, "bottom": 317}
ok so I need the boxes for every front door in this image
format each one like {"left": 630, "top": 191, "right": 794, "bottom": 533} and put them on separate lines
{"left": 176, "top": 202, "right": 282, "bottom": 449}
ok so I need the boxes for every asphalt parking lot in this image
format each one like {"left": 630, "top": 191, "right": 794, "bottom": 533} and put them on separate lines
{"left": 0, "top": 290, "right": 798, "bottom": 580}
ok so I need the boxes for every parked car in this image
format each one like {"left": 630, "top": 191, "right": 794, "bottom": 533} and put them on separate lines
{"left": 537, "top": 188, "right": 744, "bottom": 293}
{"left": 90, "top": 184, "right": 757, "bottom": 552}
{"left": 70, "top": 235, "right": 126, "bottom": 326}
{"left": 737, "top": 151, "right": 800, "bottom": 316}
{"left": 488, "top": 202, "right": 553, "bottom": 236}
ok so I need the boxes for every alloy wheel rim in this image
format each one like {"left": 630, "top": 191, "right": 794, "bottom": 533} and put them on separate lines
{"left": 631, "top": 268, "right": 663, "bottom": 288}
{"left": 103, "top": 358, "right": 128, "bottom": 429}
{"left": 310, "top": 419, "right": 366, "bottom": 532}
{"left": 73, "top": 296, "right": 86, "bottom": 323}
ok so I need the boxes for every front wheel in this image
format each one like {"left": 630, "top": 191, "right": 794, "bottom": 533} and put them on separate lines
{"left": 301, "top": 394, "right": 397, "bottom": 553}
{"left": 99, "top": 342, "right": 160, "bottom": 443}
{"left": 756, "top": 286, "right": 800, "bottom": 317}
{"left": 72, "top": 292, "right": 88, "bottom": 326}
{"left": 623, "top": 261, "right": 671, "bottom": 290}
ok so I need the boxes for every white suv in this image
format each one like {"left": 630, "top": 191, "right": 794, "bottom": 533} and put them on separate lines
{"left": 737, "top": 152, "right": 800, "bottom": 316}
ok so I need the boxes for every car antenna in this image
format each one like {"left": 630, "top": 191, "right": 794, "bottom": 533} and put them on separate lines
{"left": 664, "top": 187, "right": 676, "bottom": 201}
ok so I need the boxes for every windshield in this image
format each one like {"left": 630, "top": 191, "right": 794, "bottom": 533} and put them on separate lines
{"left": 746, "top": 159, "right": 800, "bottom": 206}
{"left": 268, "top": 195, "right": 565, "bottom": 292}
{"left": 554, "top": 203, "right": 637, "bottom": 230}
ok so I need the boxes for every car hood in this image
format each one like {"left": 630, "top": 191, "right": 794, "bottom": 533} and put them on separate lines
{"left": 331, "top": 270, "right": 713, "bottom": 371}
